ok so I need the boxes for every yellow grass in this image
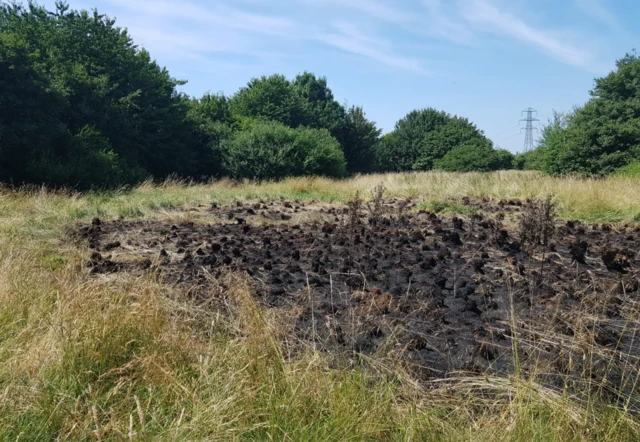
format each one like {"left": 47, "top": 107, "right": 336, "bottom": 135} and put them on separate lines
{"left": 0, "top": 171, "right": 639, "bottom": 440}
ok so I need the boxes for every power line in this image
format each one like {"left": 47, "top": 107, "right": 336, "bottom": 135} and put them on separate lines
{"left": 519, "top": 108, "right": 540, "bottom": 153}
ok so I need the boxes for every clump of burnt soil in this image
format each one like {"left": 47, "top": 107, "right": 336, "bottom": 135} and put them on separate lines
{"left": 72, "top": 198, "right": 640, "bottom": 402}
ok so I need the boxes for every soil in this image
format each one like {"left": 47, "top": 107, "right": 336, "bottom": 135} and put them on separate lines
{"left": 72, "top": 197, "right": 640, "bottom": 398}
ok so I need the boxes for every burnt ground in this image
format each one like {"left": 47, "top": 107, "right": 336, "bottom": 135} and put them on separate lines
{"left": 72, "top": 197, "right": 640, "bottom": 403}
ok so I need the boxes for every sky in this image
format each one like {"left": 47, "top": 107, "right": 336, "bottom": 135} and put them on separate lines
{"left": 42, "top": 0, "right": 638, "bottom": 152}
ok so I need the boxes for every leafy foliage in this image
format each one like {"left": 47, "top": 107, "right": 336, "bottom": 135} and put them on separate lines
{"left": 372, "top": 133, "right": 400, "bottom": 172}
{"left": 229, "top": 72, "right": 381, "bottom": 174}
{"left": 537, "top": 53, "right": 640, "bottom": 176}
{"left": 373, "top": 108, "right": 503, "bottom": 172}
{"left": 615, "top": 162, "right": 640, "bottom": 177}
{"left": 340, "top": 106, "right": 382, "bottom": 173}
{"left": 229, "top": 74, "right": 308, "bottom": 128}
{"left": 0, "top": 1, "right": 211, "bottom": 188}
{"left": 292, "top": 72, "right": 345, "bottom": 133}
{"left": 513, "top": 149, "right": 545, "bottom": 171}
{"left": 435, "top": 143, "right": 514, "bottom": 172}
{"left": 221, "top": 121, "right": 346, "bottom": 180}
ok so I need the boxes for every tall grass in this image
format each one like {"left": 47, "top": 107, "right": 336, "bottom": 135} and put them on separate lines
{"left": 0, "top": 171, "right": 638, "bottom": 440}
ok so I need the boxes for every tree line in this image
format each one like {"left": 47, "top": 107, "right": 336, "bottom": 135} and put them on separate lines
{"left": 1, "top": 2, "right": 639, "bottom": 189}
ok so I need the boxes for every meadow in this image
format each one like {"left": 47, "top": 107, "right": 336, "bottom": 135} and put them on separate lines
{"left": 1, "top": 170, "right": 639, "bottom": 441}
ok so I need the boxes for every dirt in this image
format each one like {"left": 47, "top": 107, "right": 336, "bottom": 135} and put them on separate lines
{"left": 72, "top": 197, "right": 640, "bottom": 399}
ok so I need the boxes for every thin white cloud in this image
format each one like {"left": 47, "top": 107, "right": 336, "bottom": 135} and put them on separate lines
{"left": 75, "top": 0, "right": 608, "bottom": 76}
{"left": 98, "top": 0, "right": 299, "bottom": 69}
{"left": 313, "top": 21, "right": 429, "bottom": 74}
{"left": 305, "top": 0, "right": 413, "bottom": 25}
{"left": 420, "top": 0, "right": 476, "bottom": 46}
{"left": 575, "top": 0, "right": 617, "bottom": 27}
{"left": 309, "top": 0, "right": 476, "bottom": 46}
{"left": 106, "top": 0, "right": 295, "bottom": 36}
{"left": 123, "top": 23, "right": 230, "bottom": 58}
{"left": 462, "top": 0, "right": 596, "bottom": 70}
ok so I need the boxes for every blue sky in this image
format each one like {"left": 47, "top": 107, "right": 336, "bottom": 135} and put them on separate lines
{"left": 43, "top": 0, "right": 637, "bottom": 152}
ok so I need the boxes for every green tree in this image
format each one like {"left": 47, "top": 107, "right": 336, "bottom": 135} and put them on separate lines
{"left": 374, "top": 108, "right": 495, "bottom": 172}
{"left": 0, "top": 24, "right": 67, "bottom": 183}
{"left": 228, "top": 72, "right": 381, "bottom": 175}
{"left": 291, "top": 74, "right": 382, "bottom": 173}
{"left": 187, "top": 93, "right": 236, "bottom": 176}
{"left": 189, "top": 93, "right": 234, "bottom": 125}
{"left": 414, "top": 116, "right": 492, "bottom": 170}
{"left": 435, "top": 143, "right": 513, "bottom": 172}
{"left": 340, "top": 106, "right": 381, "bottom": 173}
{"left": 221, "top": 121, "right": 346, "bottom": 180}
{"left": 539, "top": 52, "right": 640, "bottom": 176}
{"left": 513, "top": 149, "right": 545, "bottom": 170}
{"left": 229, "top": 74, "right": 308, "bottom": 128}
{"left": 373, "top": 132, "right": 400, "bottom": 172}
{"left": 292, "top": 72, "right": 344, "bottom": 132}
{"left": 0, "top": 1, "right": 211, "bottom": 187}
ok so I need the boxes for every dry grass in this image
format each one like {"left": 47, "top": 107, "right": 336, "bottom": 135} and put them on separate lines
{"left": 0, "top": 171, "right": 639, "bottom": 440}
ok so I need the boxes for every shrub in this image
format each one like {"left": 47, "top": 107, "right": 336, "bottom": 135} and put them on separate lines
{"left": 22, "top": 126, "right": 145, "bottom": 189}
{"left": 434, "top": 143, "right": 514, "bottom": 172}
{"left": 615, "top": 162, "right": 640, "bottom": 177}
{"left": 295, "top": 127, "right": 347, "bottom": 178}
{"left": 513, "top": 149, "right": 544, "bottom": 170}
{"left": 373, "top": 132, "right": 403, "bottom": 172}
{"left": 221, "top": 121, "right": 346, "bottom": 180}
{"left": 339, "top": 106, "right": 381, "bottom": 174}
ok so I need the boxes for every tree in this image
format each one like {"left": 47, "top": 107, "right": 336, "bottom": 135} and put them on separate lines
{"left": 187, "top": 93, "right": 236, "bottom": 176}
{"left": 374, "top": 108, "right": 496, "bottom": 172}
{"left": 0, "top": 1, "right": 212, "bottom": 187}
{"left": 339, "top": 106, "right": 381, "bottom": 173}
{"left": 189, "top": 93, "right": 234, "bottom": 125}
{"left": 292, "top": 72, "right": 345, "bottom": 133}
{"left": 221, "top": 121, "right": 346, "bottom": 180}
{"left": 0, "top": 25, "right": 68, "bottom": 183}
{"left": 539, "top": 52, "right": 640, "bottom": 176}
{"left": 435, "top": 143, "right": 513, "bottom": 172}
{"left": 229, "top": 74, "right": 308, "bottom": 128}
{"left": 414, "top": 116, "right": 492, "bottom": 170}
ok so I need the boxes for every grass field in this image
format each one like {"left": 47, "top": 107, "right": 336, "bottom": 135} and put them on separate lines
{"left": 1, "top": 170, "right": 639, "bottom": 441}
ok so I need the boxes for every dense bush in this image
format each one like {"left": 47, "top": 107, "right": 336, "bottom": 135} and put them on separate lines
{"left": 513, "top": 149, "right": 545, "bottom": 171}
{"left": 221, "top": 121, "right": 346, "bottom": 180}
{"left": 372, "top": 133, "right": 399, "bottom": 172}
{"left": 615, "top": 162, "right": 640, "bottom": 177}
{"left": 373, "top": 108, "right": 503, "bottom": 172}
{"left": 27, "top": 126, "right": 146, "bottom": 188}
{"left": 536, "top": 53, "right": 640, "bottom": 176}
{"left": 435, "top": 143, "right": 514, "bottom": 172}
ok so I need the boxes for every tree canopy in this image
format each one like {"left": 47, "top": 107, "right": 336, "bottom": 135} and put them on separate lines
{"left": 0, "top": 1, "right": 211, "bottom": 187}
{"left": 221, "top": 121, "right": 346, "bottom": 180}
{"left": 373, "top": 108, "right": 505, "bottom": 172}
{"left": 535, "top": 52, "right": 640, "bottom": 176}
